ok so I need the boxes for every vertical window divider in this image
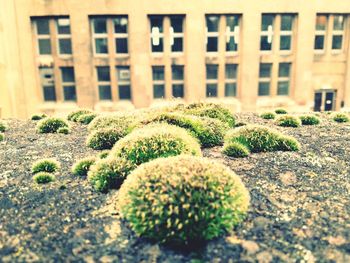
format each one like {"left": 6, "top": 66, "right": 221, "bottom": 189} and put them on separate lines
{"left": 327, "top": 15, "right": 334, "bottom": 56}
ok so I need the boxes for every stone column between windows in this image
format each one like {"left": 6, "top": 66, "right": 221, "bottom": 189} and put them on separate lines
{"left": 218, "top": 15, "right": 226, "bottom": 98}
{"left": 107, "top": 19, "right": 118, "bottom": 102}
{"left": 270, "top": 15, "right": 281, "bottom": 97}
{"left": 163, "top": 17, "right": 172, "bottom": 100}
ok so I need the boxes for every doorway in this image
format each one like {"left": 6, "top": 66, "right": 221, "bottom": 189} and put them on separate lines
{"left": 314, "top": 90, "right": 337, "bottom": 111}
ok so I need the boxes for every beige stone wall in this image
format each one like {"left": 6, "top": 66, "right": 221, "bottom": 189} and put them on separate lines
{"left": 1, "top": 0, "right": 350, "bottom": 118}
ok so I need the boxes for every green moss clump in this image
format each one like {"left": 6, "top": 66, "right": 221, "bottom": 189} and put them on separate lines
{"left": 31, "top": 113, "right": 47, "bottom": 121}
{"left": 118, "top": 155, "right": 250, "bottom": 244}
{"left": 0, "top": 121, "right": 7, "bottom": 132}
{"left": 260, "top": 112, "right": 276, "bottom": 120}
{"left": 31, "top": 159, "right": 60, "bottom": 174}
{"left": 67, "top": 109, "right": 93, "bottom": 122}
{"left": 72, "top": 157, "right": 96, "bottom": 176}
{"left": 98, "top": 150, "right": 110, "bottom": 159}
{"left": 57, "top": 127, "right": 70, "bottom": 134}
{"left": 0, "top": 133, "right": 4, "bottom": 142}
{"left": 33, "top": 172, "right": 56, "bottom": 184}
{"left": 275, "top": 108, "right": 287, "bottom": 114}
{"left": 86, "top": 127, "right": 126, "bottom": 150}
{"left": 36, "top": 117, "right": 69, "bottom": 133}
{"left": 276, "top": 115, "right": 301, "bottom": 128}
{"left": 222, "top": 141, "right": 250, "bottom": 158}
{"left": 77, "top": 113, "right": 98, "bottom": 125}
{"left": 299, "top": 115, "right": 320, "bottom": 125}
{"left": 332, "top": 113, "right": 349, "bottom": 123}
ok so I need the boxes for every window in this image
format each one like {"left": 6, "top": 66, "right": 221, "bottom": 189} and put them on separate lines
{"left": 39, "top": 67, "right": 56, "bottom": 101}
{"left": 171, "top": 17, "right": 184, "bottom": 53}
{"left": 114, "top": 16, "right": 128, "bottom": 54}
{"left": 116, "top": 66, "right": 131, "bottom": 100}
{"left": 277, "top": 63, "right": 291, "bottom": 95}
{"left": 97, "top": 67, "right": 112, "bottom": 100}
{"left": 225, "top": 64, "right": 238, "bottom": 97}
{"left": 260, "top": 15, "right": 274, "bottom": 51}
{"left": 314, "top": 15, "right": 327, "bottom": 51}
{"left": 35, "top": 18, "right": 51, "bottom": 55}
{"left": 206, "top": 64, "right": 218, "bottom": 97}
{"left": 61, "top": 67, "right": 76, "bottom": 101}
{"left": 332, "top": 15, "right": 345, "bottom": 50}
{"left": 226, "top": 15, "right": 240, "bottom": 52}
{"left": 206, "top": 15, "right": 219, "bottom": 52}
{"left": 152, "top": 66, "right": 165, "bottom": 98}
{"left": 57, "top": 18, "right": 72, "bottom": 55}
{"left": 258, "top": 63, "right": 272, "bottom": 96}
{"left": 172, "top": 65, "right": 184, "bottom": 98}
{"left": 150, "top": 17, "right": 164, "bottom": 53}
{"left": 92, "top": 18, "right": 108, "bottom": 54}
{"left": 280, "top": 15, "right": 293, "bottom": 51}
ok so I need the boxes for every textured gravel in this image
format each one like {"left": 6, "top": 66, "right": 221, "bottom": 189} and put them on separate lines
{"left": 0, "top": 113, "right": 349, "bottom": 262}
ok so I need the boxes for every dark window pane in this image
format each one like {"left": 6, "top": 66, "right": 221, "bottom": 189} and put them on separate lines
{"left": 57, "top": 18, "right": 71, "bottom": 34}
{"left": 314, "top": 35, "right": 325, "bottom": 50}
{"left": 43, "top": 86, "right": 56, "bottom": 101}
{"left": 117, "top": 66, "right": 130, "bottom": 81}
{"left": 150, "top": 16, "right": 163, "bottom": 33}
{"left": 172, "top": 37, "right": 183, "bottom": 52}
{"left": 258, "top": 82, "right": 270, "bottom": 96}
{"left": 226, "top": 15, "right": 239, "bottom": 31}
{"left": 99, "top": 85, "right": 112, "bottom": 100}
{"left": 61, "top": 67, "right": 75, "bottom": 82}
{"left": 36, "top": 19, "right": 50, "bottom": 35}
{"left": 279, "top": 63, "right": 291, "bottom": 77}
{"left": 206, "top": 64, "right": 218, "bottom": 79}
{"left": 281, "top": 15, "right": 293, "bottom": 31}
{"left": 63, "top": 86, "right": 77, "bottom": 101}
{"left": 260, "top": 36, "right": 272, "bottom": 50}
{"left": 93, "top": 18, "right": 107, "bottom": 34}
{"left": 97, "top": 67, "right": 110, "bottom": 81}
{"left": 119, "top": 85, "right": 131, "bottom": 100}
{"left": 225, "top": 83, "right": 237, "bottom": 97}
{"left": 152, "top": 66, "right": 164, "bottom": 80}
{"left": 172, "top": 84, "right": 184, "bottom": 98}
{"left": 153, "top": 84, "right": 165, "bottom": 98}
{"left": 277, "top": 81, "right": 289, "bottom": 96}
{"left": 38, "top": 39, "right": 51, "bottom": 54}
{"left": 333, "top": 15, "right": 344, "bottom": 30}
{"left": 325, "top": 92, "right": 335, "bottom": 111}
{"left": 206, "top": 16, "right": 219, "bottom": 32}
{"left": 206, "top": 84, "right": 217, "bottom": 97}
{"left": 316, "top": 15, "right": 327, "bottom": 30}
{"left": 314, "top": 93, "right": 322, "bottom": 112}
{"left": 261, "top": 15, "right": 274, "bottom": 31}
{"left": 259, "top": 64, "right": 272, "bottom": 78}
{"left": 151, "top": 38, "right": 163, "bottom": 52}
{"left": 171, "top": 16, "right": 183, "bottom": 33}
{"left": 226, "top": 37, "right": 238, "bottom": 52}
{"left": 116, "top": 38, "right": 128, "bottom": 53}
{"left": 332, "top": 35, "right": 343, "bottom": 50}
{"left": 225, "top": 64, "right": 237, "bottom": 79}
{"left": 172, "top": 65, "right": 184, "bottom": 80}
{"left": 207, "top": 37, "right": 218, "bottom": 52}
{"left": 95, "top": 38, "right": 108, "bottom": 53}
{"left": 114, "top": 17, "right": 128, "bottom": 33}
{"left": 280, "top": 35, "right": 291, "bottom": 50}
{"left": 59, "top": 39, "right": 72, "bottom": 54}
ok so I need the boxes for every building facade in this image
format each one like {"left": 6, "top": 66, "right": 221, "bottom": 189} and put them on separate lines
{"left": 1, "top": 0, "right": 350, "bottom": 118}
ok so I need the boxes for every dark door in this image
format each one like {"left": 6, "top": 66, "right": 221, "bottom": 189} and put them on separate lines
{"left": 324, "top": 92, "right": 335, "bottom": 111}
{"left": 314, "top": 92, "right": 322, "bottom": 112}
{"left": 314, "top": 90, "right": 336, "bottom": 112}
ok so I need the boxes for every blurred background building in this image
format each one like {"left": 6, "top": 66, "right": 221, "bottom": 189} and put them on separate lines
{"left": 1, "top": 0, "right": 350, "bottom": 118}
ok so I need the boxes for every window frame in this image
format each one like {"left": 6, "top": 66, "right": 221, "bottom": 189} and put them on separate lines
{"left": 171, "top": 65, "right": 185, "bottom": 98}
{"left": 91, "top": 17, "right": 109, "bottom": 57}
{"left": 60, "top": 67, "right": 77, "bottom": 102}
{"left": 258, "top": 63, "right": 272, "bottom": 97}
{"left": 224, "top": 64, "right": 238, "bottom": 97}
{"left": 56, "top": 18, "right": 73, "bottom": 57}
{"left": 96, "top": 66, "right": 112, "bottom": 101}
{"left": 314, "top": 14, "right": 328, "bottom": 54}
{"left": 152, "top": 66, "right": 166, "bottom": 99}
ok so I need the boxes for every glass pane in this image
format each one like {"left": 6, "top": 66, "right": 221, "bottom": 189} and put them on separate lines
{"left": 225, "top": 64, "right": 237, "bottom": 79}
{"left": 332, "top": 35, "right": 343, "bottom": 50}
{"left": 206, "top": 84, "right": 218, "bottom": 97}
{"left": 61, "top": 67, "right": 75, "bottom": 82}
{"left": 314, "top": 35, "right": 325, "bottom": 50}
{"left": 261, "top": 15, "right": 274, "bottom": 31}
{"left": 119, "top": 85, "right": 131, "bottom": 100}
{"left": 63, "top": 86, "right": 77, "bottom": 101}
{"left": 114, "top": 17, "right": 128, "bottom": 33}
{"left": 151, "top": 38, "right": 163, "bottom": 52}
{"left": 172, "top": 37, "right": 183, "bottom": 52}
{"left": 207, "top": 37, "right": 218, "bottom": 52}
{"left": 226, "top": 15, "right": 239, "bottom": 31}
{"left": 152, "top": 66, "right": 164, "bottom": 81}
{"left": 99, "top": 85, "right": 112, "bottom": 100}
{"left": 206, "top": 64, "right": 218, "bottom": 79}
{"left": 225, "top": 83, "right": 237, "bottom": 97}
{"left": 260, "top": 36, "right": 272, "bottom": 51}
{"left": 333, "top": 15, "right": 344, "bottom": 30}
{"left": 314, "top": 92, "right": 322, "bottom": 112}
{"left": 57, "top": 18, "right": 71, "bottom": 34}
{"left": 93, "top": 18, "right": 107, "bottom": 34}
{"left": 43, "top": 86, "right": 56, "bottom": 101}
{"left": 170, "top": 16, "right": 183, "bottom": 33}
{"left": 59, "top": 39, "right": 72, "bottom": 54}
{"left": 38, "top": 39, "right": 51, "bottom": 54}
{"left": 277, "top": 81, "right": 289, "bottom": 96}
{"left": 117, "top": 66, "right": 130, "bottom": 81}
{"left": 281, "top": 15, "right": 293, "bottom": 31}
{"left": 325, "top": 92, "right": 334, "bottom": 111}
{"left": 116, "top": 38, "right": 128, "bottom": 53}
{"left": 316, "top": 15, "right": 327, "bottom": 30}
{"left": 206, "top": 15, "right": 219, "bottom": 32}
{"left": 150, "top": 16, "right": 163, "bottom": 33}
{"left": 172, "top": 84, "right": 184, "bottom": 98}
{"left": 279, "top": 63, "right": 291, "bottom": 77}
{"left": 172, "top": 65, "right": 184, "bottom": 80}
{"left": 97, "top": 67, "right": 110, "bottom": 81}
{"left": 226, "top": 36, "right": 238, "bottom": 52}
{"left": 153, "top": 84, "right": 165, "bottom": 98}
{"left": 280, "top": 35, "right": 291, "bottom": 50}
{"left": 36, "top": 19, "right": 50, "bottom": 35}
{"left": 95, "top": 38, "right": 108, "bottom": 54}
{"left": 258, "top": 82, "right": 270, "bottom": 96}
{"left": 259, "top": 64, "right": 272, "bottom": 78}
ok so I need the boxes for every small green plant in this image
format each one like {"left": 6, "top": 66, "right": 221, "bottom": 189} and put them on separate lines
{"left": 77, "top": 113, "right": 98, "bottom": 125}
{"left": 31, "top": 159, "right": 60, "bottom": 174}
{"left": 276, "top": 115, "right": 301, "bottom": 127}
{"left": 36, "top": 117, "right": 69, "bottom": 133}
{"left": 98, "top": 150, "right": 110, "bottom": 159}
{"left": 118, "top": 155, "right": 250, "bottom": 244}
{"left": 67, "top": 109, "right": 93, "bottom": 122}
{"left": 260, "top": 112, "right": 276, "bottom": 120}
{"left": 88, "top": 157, "right": 136, "bottom": 192}
{"left": 0, "top": 133, "right": 4, "bottom": 142}
{"left": 299, "top": 115, "right": 320, "bottom": 125}
{"left": 72, "top": 157, "right": 96, "bottom": 176}
{"left": 33, "top": 172, "right": 55, "bottom": 184}
{"left": 31, "top": 113, "right": 47, "bottom": 121}
{"left": 0, "top": 121, "right": 7, "bottom": 132}
{"left": 275, "top": 108, "right": 287, "bottom": 114}
{"left": 86, "top": 127, "right": 126, "bottom": 150}
{"left": 222, "top": 141, "right": 250, "bottom": 158}
{"left": 332, "top": 113, "right": 349, "bottom": 123}
{"left": 57, "top": 127, "right": 70, "bottom": 134}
